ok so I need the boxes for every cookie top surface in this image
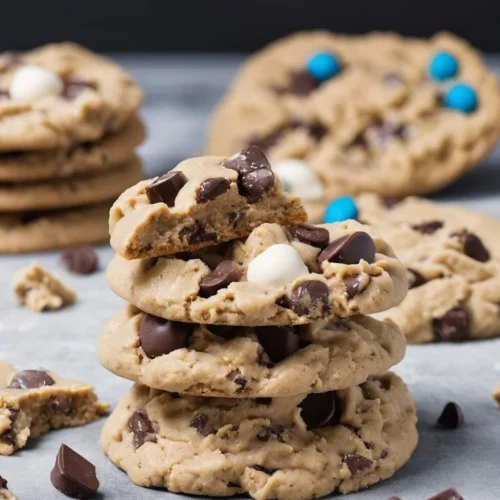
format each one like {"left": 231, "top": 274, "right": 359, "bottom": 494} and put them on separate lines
{"left": 0, "top": 43, "right": 143, "bottom": 151}
{"left": 101, "top": 372, "right": 417, "bottom": 499}
{"left": 109, "top": 147, "right": 307, "bottom": 259}
{"left": 98, "top": 304, "right": 406, "bottom": 397}
{"left": 357, "top": 194, "right": 500, "bottom": 343}
{"left": 207, "top": 31, "right": 500, "bottom": 199}
{"left": 107, "top": 220, "right": 408, "bottom": 326}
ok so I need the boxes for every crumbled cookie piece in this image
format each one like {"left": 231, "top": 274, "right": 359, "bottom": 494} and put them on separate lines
{"left": 12, "top": 263, "right": 76, "bottom": 311}
{"left": 0, "top": 475, "right": 18, "bottom": 500}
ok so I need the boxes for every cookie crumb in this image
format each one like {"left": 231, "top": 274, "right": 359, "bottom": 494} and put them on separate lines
{"left": 492, "top": 383, "right": 500, "bottom": 405}
{"left": 12, "top": 263, "right": 76, "bottom": 312}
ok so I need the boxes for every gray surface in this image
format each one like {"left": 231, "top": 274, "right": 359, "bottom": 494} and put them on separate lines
{"left": 1, "top": 53, "right": 500, "bottom": 499}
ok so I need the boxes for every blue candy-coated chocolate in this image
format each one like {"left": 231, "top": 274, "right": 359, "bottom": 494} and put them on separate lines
{"left": 445, "top": 83, "right": 478, "bottom": 113}
{"left": 429, "top": 52, "right": 459, "bottom": 81}
{"left": 324, "top": 196, "right": 358, "bottom": 223}
{"left": 306, "top": 52, "right": 341, "bottom": 82}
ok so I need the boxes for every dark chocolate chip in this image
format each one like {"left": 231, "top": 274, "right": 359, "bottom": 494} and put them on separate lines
{"left": 255, "top": 326, "right": 302, "bottom": 363}
{"left": 344, "top": 274, "right": 363, "bottom": 299}
{"left": 228, "top": 211, "right": 243, "bottom": 226}
{"left": 179, "top": 223, "right": 217, "bottom": 245}
{"left": 251, "top": 465, "right": 276, "bottom": 474}
{"left": 190, "top": 413, "right": 215, "bottom": 436}
{"left": 63, "top": 79, "right": 97, "bottom": 100}
{"left": 411, "top": 220, "right": 444, "bottom": 235}
{"left": 254, "top": 397, "right": 272, "bottom": 406}
{"left": 139, "top": 313, "right": 193, "bottom": 359}
{"left": 207, "top": 325, "right": 236, "bottom": 339}
{"left": 427, "top": 488, "right": 464, "bottom": 500}
{"left": 433, "top": 307, "right": 470, "bottom": 342}
{"left": 345, "top": 132, "right": 368, "bottom": 151}
{"left": 50, "top": 444, "right": 99, "bottom": 499}
{"left": 289, "top": 223, "right": 330, "bottom": 249}
{"left": 60, "top": 245, "right": 98, "bottom": 275}
{"left": 287, "top": 70, "right": 318, "bottom": 96}
{"left": 0, "top": 475, "right": 7, "bottom": 489}
{"left": 408, "top": 269, "right": 426, "bottom": 289}
{"left": 381, "top": 196, "right": 404, "bottom": 209}
{"left": 461, "top": 232, "right": 490, "bottom": 262}
{"left": 437, "top": 402, "right": 464, "bottom": 429}
{"left": 199, "top": 261, "right": 243, "bottom": 298}
{"left": 299, "top": 391, "right": 340, "bottom": 429}
{"left": 318, "top": 232, "right": 376, "bottom": 265}
{"left": 146, "top": 171, "right": 187, "bottom": 206}
{"left": 222, "top": 146, "right": 271, "bottom": 176}
{"left": 384, "top": 72, "right": 404, "bottom": 86}
{"left": 9, "top": 370, "right": 55, "bottom": 389}
{"left": 257, "top": 424, "right": 284, "bottom": 443}
{"left": 227, "top": 369, "right": 247, "bottom": 392}
{"left": 289, "top": 280, "right": 330, "bottom": 319}
{"left": 246, "top": 128, "right": 285, "bottom": 151}
{"left": 128, "top": 410, "right": 158, "bottom": 448}
{"left": 380, "top": 448, "right": 389, "bottom": 459}
{"left": 342, "top": 453, "right": 373, "bottom": 475}
{"left": 196, "top": 177, "right": 231, "bottom": 203}
{"left": 307, "top": 121, "right": 327, "bottom": 141}
{"left": 50, "top": 398, "right": 73, "bottom": 416}
{"left": 239, "top": 168, "right": 274, "bottom": 203}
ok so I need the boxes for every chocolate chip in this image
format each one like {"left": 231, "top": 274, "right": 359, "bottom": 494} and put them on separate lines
{"left": 146, "top": 171, "right": 187, "bottom": 206}
{"left": 240, "top": 168, "right": 274, "bottom": 203}
{"left": 289, "top": 280, "right": 330, "bottom": 319}
{"left": 287, "top": 70, "right": 318, "bottom": 96}
{"left": 318, "top": 232, "right": 376, "bottom": 265}
{"left": 63, "top": 79, "right": 97, "bottom": 100}
{"left": 344, "top": 274, "right": 363, "bottom": 298}
{"left": 384, "top": 72, "right": 404, "bottom": 86}
{"left": 50, "top": 444, "right": 99, "bottom": 499}
{"left": 433, "top": 307, "right": 470, "bottom": 342}
{"left": 342, "top": 453, "right": 373, "bottom": 475}
{"left": 50, "top": 398, "right": 73, "bottom": 415}
{"left": 411, "top": 220, "right": 444, "bottom": 235}
{"left": 345, "top": 132, "right": 368, "bottom": 151}
{"left": 129, "top": 410, "right": 158, "bottom": 448}
{"left": 408, "top": 268, "right": 426, "bottom": 289}
{"left": 227, "top": 369, "right": 247, "bottom": 392}
{"left": 381, "top": 196, "right": 404, "bottom": 208}
{"left": 369, "top": 120, "right": 408, "bottom": 145}
{"left": 196, "top": 177, "right": 231, "bottom": 203}
{"left": 289, "top": 223, "right": 330, "bottom": 249}
{"left": 299, "top": 391, "right": 340, "bottom": 429}
{"left": 427, "top": 488, "right": 464, "bottom": 500}
{"left": 179, "top": 223, "right": 217, "bottom": 245}
{"left": 437, "top": 402, "right": 464, "bottom": 429}
{"left": 251, "top": 465, "right": 276, "bottom": 474}
{"left": 461, "top": 232, "right": 490, "bottom": 262}
{"left": 380, "top": 448, "right": 389, "bottom": 459}
{"left": 246, "top": 128, "right": 285, "bottom": 151}
{"left": 9, "top": 370, "right": 55, "bottom": 389}
{"left": 255, "top": 326, "right": 302, "bottom": 363}
{"left": 257, "top": 424, "right": 284, "bottom": 443}
{"left": 60, "top": 245, "right": 98, "bottom": 275}
{"left": 0, "top": 475, "right": 7, "bottom": 489}
{"left": 0, "top": 90, "right": 10, "bottom": 101}
{"left": 139, "top": 313, "right": 193, "bottom": 359}
{"left": 307, "top": 121, "right": 327, "bottom": 141}
{"left": 222, "top": 146, "right": 271, "bottom": 176}
{"left": 199, "top": 261, "right": 243, "bottom": 298}
{"left": 190, "top": 413, "right": 215, "bottom": 436}
{"left": 207, "top": 325, "right": 235, "bottom": 339}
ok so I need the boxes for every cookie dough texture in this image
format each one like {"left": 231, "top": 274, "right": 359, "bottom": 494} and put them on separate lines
{"left": 0, "top": 117, "right": 145, "bottom": 182}
{"left": 207, "top": 31, "right": 500, "bottom": 199}
{"left": 0, "top": 362, "right": 108, "bottom": 455}
{"left": 0, "top": 155, "right": 143, "bottom": 212}
{"left": 358, "top": 194, "right": 500, "bottom": 343}
{"left": 101, "top": 372, "right": 417, "bottom": 500}
{"left": 0, "top": 43, "right": 143, "bottom": 151}
{"left": 12, "top": 263, "right": 76, "bottom": 311}
{"left": 107, "top": 220, "right": 408, "bottom": 326}
{"left": 98, "top": 305, "right": 406, "bottom": 397}
{"left": 110, "top": 152, "right": 307, "bottom": 259}
{"left": 0, "top": 203, "right": 109, "bottom": 253}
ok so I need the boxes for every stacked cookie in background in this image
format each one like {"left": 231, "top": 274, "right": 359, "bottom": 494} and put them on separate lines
{"left": 0, "top": 43, "right": 145, "bottom": 253}
{"left": 98, "top": 146, "right": 418, "bottom": 499}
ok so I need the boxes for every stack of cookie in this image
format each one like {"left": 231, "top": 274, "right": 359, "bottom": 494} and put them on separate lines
{"left": 98, "top": 146, "right": 418, "bottom": 499}
{"left": 0, "top": 43, "right": 145, "bottom": 253}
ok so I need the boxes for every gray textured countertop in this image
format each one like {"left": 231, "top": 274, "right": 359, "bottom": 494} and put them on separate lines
{"left": 1, "top": 54, "right": 500, "bottom": 500}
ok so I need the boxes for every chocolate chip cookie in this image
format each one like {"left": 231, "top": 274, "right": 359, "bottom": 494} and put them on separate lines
{"left": 106, "top": 220, "right": 408, "bottom": 325}
{"left": 357, "top": 194, "right": 500, "bottom": 343}
{"left": 207, "top": 31, "right": 500, "bottom": 203}
{"left": 110, "top": 146, "right": 307, "bottom": 259}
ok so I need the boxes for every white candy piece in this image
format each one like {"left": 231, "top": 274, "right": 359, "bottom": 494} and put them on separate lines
{"left": 273, "top": 159, "right": 324, "bottom": 201}
{"left": 247, "top": 244, "right": 309, "bottom": 287}
{"left": 10, "top": 65, "right": 63, "bottom": 100}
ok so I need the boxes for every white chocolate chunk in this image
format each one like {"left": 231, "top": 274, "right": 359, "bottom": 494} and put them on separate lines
{"left": 10, "top": 65, "right": 63, "bottom": 100}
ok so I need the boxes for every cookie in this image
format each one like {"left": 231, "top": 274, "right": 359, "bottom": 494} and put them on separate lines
{"left": 107, "top": 220, "right": 408, "bottom": 326}
{"left": 110, "top": 147, "right": 307, "bottom": 259}
{"left": 12, "top": 263, "right": 76, "bottom": 312}
{"left": 0, "top": 477, "right": 17, "bottom": 500}
{"left": 98, "top": 304, "right": 406, "bottom": 397}
{"left": 0, "top": 361, "right": 108, "bottom": 455}
{"left": 0, "top": 203, "right": 109, "bottom": 253}
{"left": 0, "top": 43, "right": 143, "bottom": 151}
{"left": 357, "top": 194, "right": 500, "bottom": 343}
{"left": 0, "top": 155, "right": 143, "bottom": 212}
{"left": 206, "top": 31, "right": 500, "bottom": 202}
{"left": 0, "top": 117, "right": 145, "bottom": 182}
{"left": 101, "top": 372, "right": 417, "bottom": 499}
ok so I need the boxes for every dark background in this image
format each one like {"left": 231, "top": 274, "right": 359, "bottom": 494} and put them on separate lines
{"left": 3, "top": 0, "right": 500, "bottom": 52}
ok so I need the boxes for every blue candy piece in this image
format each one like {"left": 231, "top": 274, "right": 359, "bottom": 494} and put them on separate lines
{"left": 445, "top": 83, "right": 478, "bottom": 113}
{"left": 429, "top": 52, "right": 459, "bottom": 81}
{"left": 324, "top": 196, "right": 358, "bottom": 223}
{"left": 307, "top": 52, "right": 341, "bottom": 82}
